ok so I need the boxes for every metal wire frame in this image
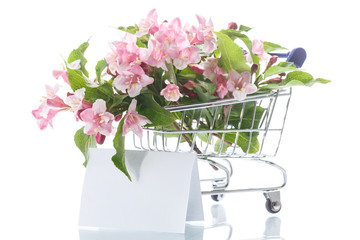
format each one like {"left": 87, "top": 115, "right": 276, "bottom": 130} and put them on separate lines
{"left": 133, "top": 89, "right": 292, "bottom": 159}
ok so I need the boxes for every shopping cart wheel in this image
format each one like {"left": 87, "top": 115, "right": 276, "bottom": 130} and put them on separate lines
{"left": 264, "top": 191, "right": 282, "bottom": 214}
{"left": 211, "top": 194, "right": 224, "bottom": 202}
{"left": 265, "top": 199, "right": 282, "bottom": 214}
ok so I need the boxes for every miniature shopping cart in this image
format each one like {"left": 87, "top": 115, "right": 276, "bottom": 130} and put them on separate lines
{"left": 132, "top": 48, "right": 306, "bottom": 214}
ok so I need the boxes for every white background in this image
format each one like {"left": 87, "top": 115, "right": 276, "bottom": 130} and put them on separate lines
{"left": 1, "top": 0, "right": 359, "bottom": 239}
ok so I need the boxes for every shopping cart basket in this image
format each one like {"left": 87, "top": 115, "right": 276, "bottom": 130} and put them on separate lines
{"left": 132, "top": 48, "right": 306, "bottom": 213}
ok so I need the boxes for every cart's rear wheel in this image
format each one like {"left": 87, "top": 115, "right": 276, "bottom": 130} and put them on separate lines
{"left": 211, "top": 194, "right": 224, "bottom": 202}
{"left": 265, "top": 199, "right": 282, "bottom": 214}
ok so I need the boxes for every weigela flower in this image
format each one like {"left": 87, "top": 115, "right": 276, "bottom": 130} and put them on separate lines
{"left": 196, "top": 15, "right": 217, "bottom": 53}
{"left": 32, "top": 103, "right": 65, "bottom": 130}
{"left": 216, "top": 75, "right": 228, "bottom": 99}
{"left": 64, "top": 88, "right": 93, "bottom": 121}
{"left": 123, "top": 99, "right": 151, "bottom": 138}
{"left": 136, "top": 8, "right": 159, "bottom": 37}
{"left": 154, "top": 18, "right": 190, "bottom": 58}
{"left": 106, "top": 33, "right": 141, "bottom": 75}
{"left": 251, "top": 39, "right": 271, "bottom": 62}
{"left": 160, "top": 83, "right": 183, "bottom": 102}
{"left": 142, "top": 39, "right": 170, "bottom": 71}
{"left": 227, "top": 70, "right": 257, "bottom": 101}
{"left": 173, "top": 46, "right": 201, "bottom": 70}
{"left": 113, "top": 64, "right": 154, "bottom": 98}
{"left": 201, "top": 58, "right": 225, "bottom": 82}
{"left": 80, "top": 99, "right": 115, "bottom": 136}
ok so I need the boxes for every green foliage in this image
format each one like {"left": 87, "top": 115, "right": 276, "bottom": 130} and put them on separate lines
{"left": 68, "top": 42, "right": 90, "bottom": 77}
{"left": 95, "top": 59, "right": 108, "bottom": 82}
{"left": 263, "top": 62, "right": 297, "bottom": 79}
{"left": 260, "top": 70, "right": 331, "bottom": 90}
{"left": 137, "top": 94, "right": 176, "bottom": 127}
{"left": 215, "top": 31, "right": 251, "bottom": 73}
{"left": 74, "top": 127, "right": 97, "bottom": 167}
{"left": 112, "top": 119, "right": 132, "bottom": 181}
{"left": 263, "top": 41, "right": 287, "bottom": 53}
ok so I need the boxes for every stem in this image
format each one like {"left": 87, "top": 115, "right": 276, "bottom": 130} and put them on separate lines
{"left": 172, "top": 122, "right": 202, "bottom": 154}
{"left": 165, "top": 61, "right": 177, "bottom": 85}
{"left": 172, "top": 122, "right": 218, "bottom": 171}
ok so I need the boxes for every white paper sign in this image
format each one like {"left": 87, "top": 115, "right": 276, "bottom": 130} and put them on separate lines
{"left": 79, "top": 149, "right": 203, "bottom": 233}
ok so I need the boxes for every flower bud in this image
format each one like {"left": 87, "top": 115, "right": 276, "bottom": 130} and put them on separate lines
{"left": 266, "top": 55, "right": 278, "bottom": 69}
{"left": 115, "top": 114, "right": 123, "bottom": 122}
{"left": 227, "top": 22, "right": 238, "bottom": 30}
{"left": 95, "top": 132, "right": 106, "bottom": 145}
{"left": 251, "top": 64, "right": 259, "bottom": 74}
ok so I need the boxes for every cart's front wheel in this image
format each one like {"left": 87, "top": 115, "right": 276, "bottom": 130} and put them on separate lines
{"left": 211, "top": 194, "right": 224, "bottom": 202}
{"left": 265, "top": 199, "right": 282, "bottom": 214}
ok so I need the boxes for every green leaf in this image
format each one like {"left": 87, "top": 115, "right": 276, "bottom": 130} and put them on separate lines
{"left": 137, "top": 94, "right": 176, "bottom": 127}
{"left": 118, "top": 25, "right": 139, "bottom": 34}
{"left": 68, "top": 42, "right": 90, "bottom": 77}
{"left": 112, "top": 118, "right": 131, "bottom": 181}
{"left": 263, "top": 62, "right": 297, "bottom": 79}
{"left": 224, "top": 132, "right": 259, "bottom": 154}
{"left": 74, "top": 127, "right": 97, "bottom": 167}
{"left": 95, "top": 59, "right": 108, "bottom": 81}
{"left": 215, "top": 31, "right": 251, "bottom": 73}
{"left": 197, "top": 80, "right": 217, "bottom": 95}
{"left": 219, "top": 29, "right": 259, "bottom": 64}
{"left": 193, "top": 86, "right": 218, "bottom": 102}
{"left": 239, "top": 25, "right": 252, "bottom": 32}
{"left": 214, "top": 139, "right": 229, "bottom": 153}
{"left": 67, "top": 68, "right": 115, "bottom": 103}
{"left": 260, "top": 70, "right": 331, "bottom": 90}
{"left": 263, "top": 41, "right": 287, "bottom": 53}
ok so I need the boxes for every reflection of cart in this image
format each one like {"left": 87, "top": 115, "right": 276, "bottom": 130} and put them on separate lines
{"left": 133, "top": 48, "right": 306, "bottom": 213}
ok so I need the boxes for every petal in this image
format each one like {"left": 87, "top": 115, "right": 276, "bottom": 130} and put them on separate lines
{"left": 92, "top": 99, "right": 107, "bottom": 114}
{"left": 128, "top": 99, "right": 137, "bottom": 113}
{"left": 233, "top": 90, "right": 247, "bottom": 101}
{"left": 80, "top": 109, "right": 95, "bottom": 122}
{"left": 127, "top": 83, "right": 142, "bottom": 98}
{"left": 245, "top": 83, "right": 257, "bottom": 94}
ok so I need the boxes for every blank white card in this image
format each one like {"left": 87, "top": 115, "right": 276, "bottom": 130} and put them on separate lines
{"left": 79, "top": 149, "right": 203, "bottom": 233}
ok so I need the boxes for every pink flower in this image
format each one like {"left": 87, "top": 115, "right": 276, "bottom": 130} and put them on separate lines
{"left": 32, "top": 84, "right": 69, "bottom": 130}
{"left": 142, "top": 39, "right": 170, "bottom": 71}
{"left": 184, "top": 23, "right": 203, "bottom": 45}
{"left": 196, "top": 15, "right": 217, "bottom": 53}
{"left": 123, "top": 99, "right": 151, "bottom": 138}
{"left": 160, "top": 83, "right": 183, "bottom": 102}
{"left": 154, "top": 18, "right": 190, "bottom": 58}
{"left": 227, "top": 70, "right": 257, "bottom": 100}
{"left": 173, "top": 46, "right": 201, "bottom": 70}
{"left": 52, "top": 70, "right": 69, "bottom": 84}
{"left": 80, "top": 99, "right": 115, "bottom": 136}
{"left": 32, "top": 103, "right": 64, "bottom": 130}
{"left": 105, "top": 33, "right": 141, "bottom": 75}
{"left": 136, "top": 8, "right": 159, "bottom": 37}
{"left": 189, "top": 64, "right": 204, "bottom": 74}
{"left": 251, "top": 39, "right": 271, "bottom": 62}
{"left": 215, "top": 75, "right": 228, "bottom": 99}
{"left": 113, "top": 64, "right": 154, "bottom": 97}
{"left": 64, "top": 88, "right": 92, "bottom": 120}
{"left": 201, "top": 58, "right": 225, "bottom": 82}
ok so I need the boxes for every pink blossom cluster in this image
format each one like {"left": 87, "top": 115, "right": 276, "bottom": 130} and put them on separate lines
{"left": 33, "top": 9, "right": 278, "bottom": 145}
{"left": 32, "top": 68, "right": 116, "bottom": 144}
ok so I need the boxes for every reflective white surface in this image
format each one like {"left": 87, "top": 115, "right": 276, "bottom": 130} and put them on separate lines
{"left": 1, "top": 0, "right": 360, "bottom": 239}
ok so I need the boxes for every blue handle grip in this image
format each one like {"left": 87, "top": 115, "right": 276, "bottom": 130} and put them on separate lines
{"left": 270, "top": 47, "right": 307, "bottom": 68}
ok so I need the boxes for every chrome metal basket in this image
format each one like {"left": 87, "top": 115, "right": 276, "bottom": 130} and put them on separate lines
{"left": 133, "top": 89, "right": 291, "bottom": 160}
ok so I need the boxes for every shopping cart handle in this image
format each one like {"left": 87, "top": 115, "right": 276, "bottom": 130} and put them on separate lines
{"left": 270, "top": 47, "right": 307, "bottom": 68}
